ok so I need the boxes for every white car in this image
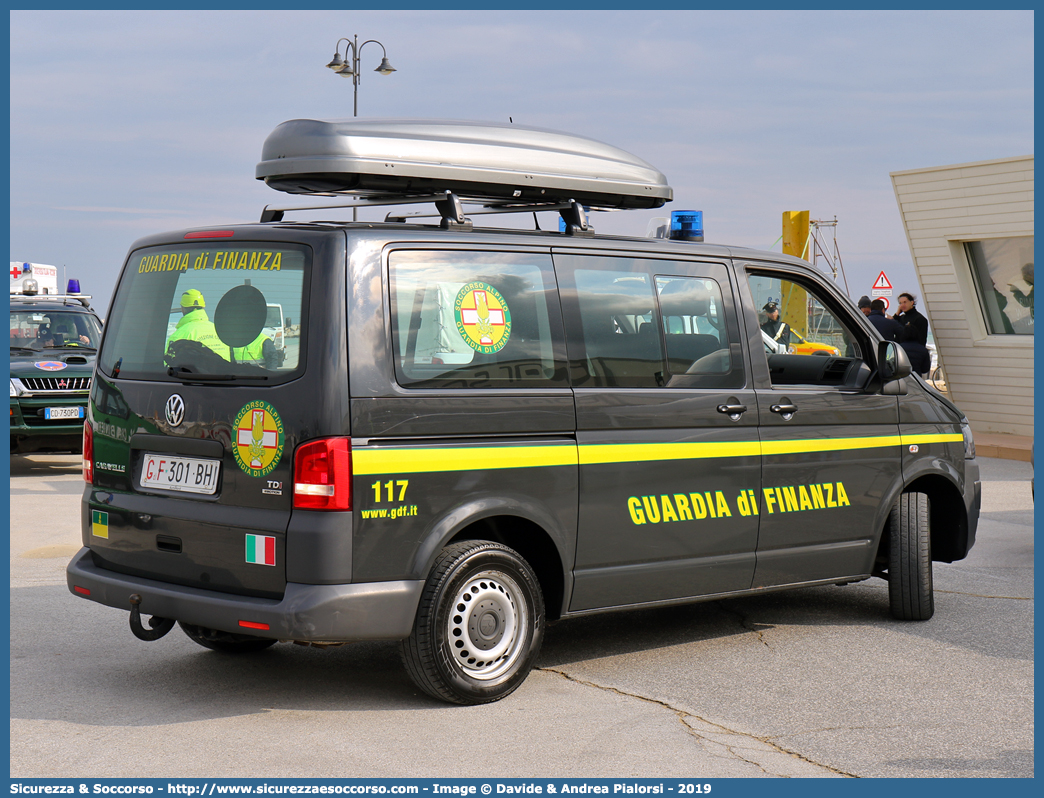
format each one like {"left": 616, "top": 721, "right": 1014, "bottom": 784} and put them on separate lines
{"left": 263, "top": 303, "right": 285, "bottom": 354}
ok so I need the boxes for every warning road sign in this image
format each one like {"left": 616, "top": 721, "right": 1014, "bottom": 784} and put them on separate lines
{"left": 872, "top": 271, "right": 892, "bottom": 291}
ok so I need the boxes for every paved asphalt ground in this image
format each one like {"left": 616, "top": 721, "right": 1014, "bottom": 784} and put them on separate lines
{"left": 9, "top": 454, "right": 1033, "bottom": 779}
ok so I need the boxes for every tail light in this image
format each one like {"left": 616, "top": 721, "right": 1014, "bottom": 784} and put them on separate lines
{"left": 293, "top": 437, "right": 352, "bottom": 510}
{"left": 82, "top": 420, "right": 94, "bottom": 484}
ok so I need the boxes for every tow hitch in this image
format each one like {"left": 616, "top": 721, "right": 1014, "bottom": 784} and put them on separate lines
{"left": 128, "top": 593, "right": 175, "bottom": 641}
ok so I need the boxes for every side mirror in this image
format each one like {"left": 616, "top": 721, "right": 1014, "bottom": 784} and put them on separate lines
{"left": 879, "top": 340, "right": 911, "bottom": 392}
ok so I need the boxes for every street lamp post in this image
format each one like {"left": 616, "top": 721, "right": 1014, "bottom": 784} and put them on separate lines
{"left": 325, "top": 35, "right": 397, "bottom": 118}
{"left": 325, "top": 36, "right": 397, "bottom": 220}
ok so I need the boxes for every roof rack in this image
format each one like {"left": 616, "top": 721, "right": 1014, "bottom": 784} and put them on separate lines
{"left": 260, "top": 191, "right": 597, "bottom": 236}
{"left": 10, "top": 294, "right": 94, "bottom": 310}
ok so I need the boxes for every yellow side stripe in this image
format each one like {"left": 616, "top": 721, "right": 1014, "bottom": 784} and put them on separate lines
{"left": 353, "top": 433, "right": 961, "bottom": 474}
{"left": 579, "top": 441, "right": 761, "bottom": 465}
{"left": 353, "top": 445, "right": 579, "bottom": 475}
{"left": 901, "top": 434, "right": 964, "bottom": 446}
{"left": 761, "top": 435, "right": 902, "bottom": 456}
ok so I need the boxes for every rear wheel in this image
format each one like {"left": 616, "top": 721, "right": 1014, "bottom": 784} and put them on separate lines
{"left": 400, "top": 541, "right": 545, "bottom": 705}
{"left": 888, "top": 492, "right": 934, "bottom": 620}
{"left": 178, "top": 622, "right": 278, "bottom": 653}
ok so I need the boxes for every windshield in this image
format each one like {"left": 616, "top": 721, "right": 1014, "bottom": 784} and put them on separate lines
{"left": 98, "top": 242, "right": 308, "bottom": 382}
{"left": 10, "top": 308, "right": 102, "bottom": 351}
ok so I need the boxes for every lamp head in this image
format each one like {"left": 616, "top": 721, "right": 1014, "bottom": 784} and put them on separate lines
{"left": 375, "top": 57, "right": 396, "bottom": 75}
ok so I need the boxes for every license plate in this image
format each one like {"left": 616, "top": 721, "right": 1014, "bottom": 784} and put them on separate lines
{"left": 44, "top": 406, "right": 84, "bottom": 420}
{"left": 141, "top": 453, "right": 220, "bottom": 495}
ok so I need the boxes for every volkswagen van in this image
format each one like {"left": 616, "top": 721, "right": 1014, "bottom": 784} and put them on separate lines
{"left": 67, "top": 119, "right": 980, "bottom": 705}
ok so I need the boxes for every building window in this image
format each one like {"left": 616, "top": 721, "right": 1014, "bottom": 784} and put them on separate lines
{"left": 964, "top": 237, "right": 1034, "bottom": 335}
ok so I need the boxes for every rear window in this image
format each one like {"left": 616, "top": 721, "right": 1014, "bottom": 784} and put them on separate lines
{"left": 98, "top": 242, "right": 308, "bottom": 383}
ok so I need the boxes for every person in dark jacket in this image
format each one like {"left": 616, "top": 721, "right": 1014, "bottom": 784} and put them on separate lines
{"left": 760, "top": 301, "right": 790, "bottom": 347}
{"left": 868, "top": 299, "right": 903, "bottom": 341}
{"left": 892, "top": 292, "right": 931, "bottom": 375}
{"left": 857, "top": 295, "right": 872, "bottom": 316}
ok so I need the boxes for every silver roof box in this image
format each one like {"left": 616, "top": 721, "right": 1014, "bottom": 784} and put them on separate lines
{"left": 255, "top": 118, "right": 672, "bottom": 210}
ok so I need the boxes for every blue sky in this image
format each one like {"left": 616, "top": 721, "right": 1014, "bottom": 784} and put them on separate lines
{"left": 9, "top": 9, "right": 1034, "bottom": 314}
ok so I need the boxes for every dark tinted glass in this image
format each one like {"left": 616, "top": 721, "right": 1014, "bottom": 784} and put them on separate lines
{"left": 389, "top": 250, "right": 566, "bottom": 389}
{"left": 98, "top": 243, "right": 308, "bottom": 382}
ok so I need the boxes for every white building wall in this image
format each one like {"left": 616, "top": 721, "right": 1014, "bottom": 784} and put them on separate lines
{"left": 891, "top": 155, "right": 1034, "bottom": 438}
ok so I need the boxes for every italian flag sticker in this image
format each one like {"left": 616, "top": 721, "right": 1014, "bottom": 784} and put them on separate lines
{"left": 92, "top": 510, "right": 108, "bottom": 539}
{"left": 245, "top": 534, "right": 276, "bottom": 566}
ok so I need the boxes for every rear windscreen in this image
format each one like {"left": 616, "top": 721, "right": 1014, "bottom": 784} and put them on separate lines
{"left": 98, "top": 243, "right": 308, "bottom": 383}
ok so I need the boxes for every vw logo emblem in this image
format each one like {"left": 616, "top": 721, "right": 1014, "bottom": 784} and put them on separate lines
{"left": 165, "top": 394, "right": 185, "bottom": 427}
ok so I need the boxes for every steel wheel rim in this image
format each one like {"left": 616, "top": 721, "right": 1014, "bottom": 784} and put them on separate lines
{"left": 446, "top": 569, "right": 528, "bottom": 681}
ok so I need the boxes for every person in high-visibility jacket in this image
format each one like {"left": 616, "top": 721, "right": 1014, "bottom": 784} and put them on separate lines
{"left": 165, "top": 289, "right": 230, "bottom": 361}
{"left": 232, "top": 331, "right": 280, "bottom": 369}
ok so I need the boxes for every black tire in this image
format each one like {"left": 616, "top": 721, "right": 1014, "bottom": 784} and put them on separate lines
{"left": 888, "top": 492, "right": 934, "bottom": 620}
{"left": 400, "top": 541, "right": 545, "bottom": 705}
{"left": 178, "top": 621, "right": 278, "bottom": 653}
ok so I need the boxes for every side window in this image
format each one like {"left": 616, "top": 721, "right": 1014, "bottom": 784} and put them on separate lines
{"left": 571, "top": 267, "right": 664, "bottom": 388}
{"left": 655, "top": 276, "right": 741, "bottom": 387}
{"left": 556, "top": 255, "right": 743, "bottom": 389}
{"left": 389, "top": 250, "right": 566, "bottom": 389}
{"left": 748, "top": 272, "right": 866, "bottom": 387}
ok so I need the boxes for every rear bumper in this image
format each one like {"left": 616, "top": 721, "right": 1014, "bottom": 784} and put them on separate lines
{"left": 66, "top": 547, "right": 423, "bottom": 642}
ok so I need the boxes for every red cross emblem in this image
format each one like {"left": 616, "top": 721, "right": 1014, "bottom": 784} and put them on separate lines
{"left": 11, "top": 264, "right": 25, "bottom": 279}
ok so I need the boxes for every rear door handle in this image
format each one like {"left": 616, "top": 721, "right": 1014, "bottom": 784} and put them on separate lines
{"left": 717, "top": 403, "right": 747, "bottom": 415}
{"left": 714, "top": 401, "right": 747, "bottom": 419}
{"left": 770, "top": 403, "right": 798, "bottom": 420}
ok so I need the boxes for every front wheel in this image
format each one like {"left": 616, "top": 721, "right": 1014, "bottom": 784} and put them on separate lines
{"left": 888, "top": 492, "right": 934, "bottom": 620}
{"left": 400, "top": 541, "right": 545, "bottom": 705}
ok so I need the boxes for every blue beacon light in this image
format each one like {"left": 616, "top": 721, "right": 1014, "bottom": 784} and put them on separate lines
{"left": 670, "top": 210, "right": 704, "bottom": 242}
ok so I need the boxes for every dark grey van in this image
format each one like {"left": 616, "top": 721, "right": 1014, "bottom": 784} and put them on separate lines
{"left": 67, "top": 119, "right": 980, "bottom": 704}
